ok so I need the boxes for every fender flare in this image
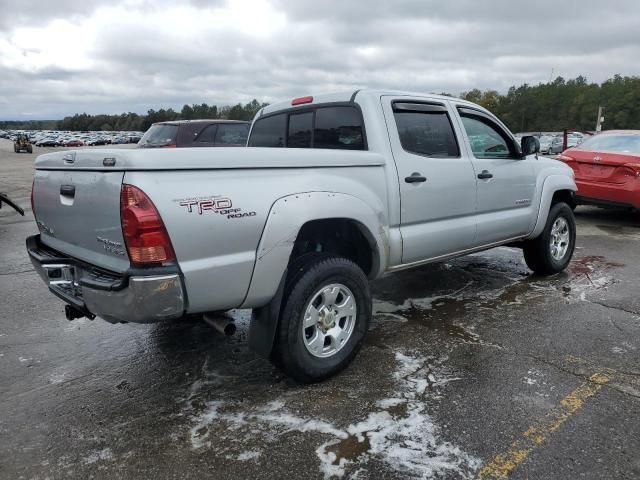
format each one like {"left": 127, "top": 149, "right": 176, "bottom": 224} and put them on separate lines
{"left": 242, "top": 191, "right": 387, "bottom": 309}
{"left": 244, "top": 191, "right": 388, "bottom": 358}
{"left": 527, "top": 175, "right": 577, "bottom": 239}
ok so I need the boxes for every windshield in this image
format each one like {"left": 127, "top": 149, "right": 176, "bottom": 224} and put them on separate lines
{"left": 139, "top": 124, "right": 179, "bottom": 147}
{"left": 578, "top": 134, "right": 640, "bottom": 153}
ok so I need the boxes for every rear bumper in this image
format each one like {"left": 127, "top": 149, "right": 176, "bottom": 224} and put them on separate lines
{"left": 26, "top": 235, "right": 186, "bottom": 323}
{"left": 575, "top": 178, "right": 640, "bottom": 210}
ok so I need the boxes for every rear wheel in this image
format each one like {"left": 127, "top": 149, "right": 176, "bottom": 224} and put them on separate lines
{"left": 523, "top": 202, "right": 576, "bottom": 275}
{"left": 273, "top": 254, "right": 371, "bottom": 383}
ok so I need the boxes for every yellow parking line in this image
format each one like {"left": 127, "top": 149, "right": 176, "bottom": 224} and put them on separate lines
{"left": 478, "top": 372, "right": 611, "bottom": 479}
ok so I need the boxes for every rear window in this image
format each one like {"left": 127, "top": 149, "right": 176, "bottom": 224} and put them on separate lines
{"left": 248, "top": 114, "right": 286, "bottom": 147}
{"left": 139, "top": 124, "right": 178, "bottom": 147}
{"left": 215, "top": 123, "right": 249, "bottom": 145}
{"left": 288, "top": 112, "right": 313, "bottom": 148}
{"left": 578, "top": 134, "right": 640, "bottom": 153}
{"left": 248, "top": 105, "right": 365, "bottom": 150}
{"left": 314, "top": 107, "right": 364, "bottom": 150}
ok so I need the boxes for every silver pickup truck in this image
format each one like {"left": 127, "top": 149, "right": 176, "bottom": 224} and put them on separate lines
{"left": 27, "top": 89, "right": 577, "bottom": 382}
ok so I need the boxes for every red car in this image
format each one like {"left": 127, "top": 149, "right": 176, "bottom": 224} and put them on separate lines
{"left": 558, "top": 130, "right": 640, "bottom": 210}
{"left": 64, "top": 139, "right": 84, "bottom": 147}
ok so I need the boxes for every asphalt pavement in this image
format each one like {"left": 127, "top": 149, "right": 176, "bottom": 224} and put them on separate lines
{"left": 1, "top": 139, "right": 639, "bottom": 479}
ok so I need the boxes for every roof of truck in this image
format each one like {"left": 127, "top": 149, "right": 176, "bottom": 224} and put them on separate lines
{"left": 259, "top": 89, "right": 485, "bottom": 117}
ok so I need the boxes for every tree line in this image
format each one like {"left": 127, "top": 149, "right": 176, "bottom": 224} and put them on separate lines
{"left": 2, "top": 75, "right": 639, "bottom": 133}
{"left": 0, "top": 99, "right": 267, "bottom": 132}
{"left": 461, "top": 74, "right": 640, "bottom": 132}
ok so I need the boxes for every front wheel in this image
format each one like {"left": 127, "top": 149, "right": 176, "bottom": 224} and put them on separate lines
{"left": 523, "top": 202, "right": 576, "bottom": 275}
{"left": 273, "top": 254, "right": 371, "bottom": 383}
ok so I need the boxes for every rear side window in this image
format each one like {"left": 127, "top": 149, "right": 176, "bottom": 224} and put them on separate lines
{"left": 194, "top": 125, "right": 217, "bottom": 145}
{"left": 393, "top": 104, "right": 459, "bottom": 157}
{"left": 248, "top": 105, "right": 366, "bottom": 150}
{"left": 288, "top": 112, "right": 313, "bottom": 148}
{"left": 139, "top": 124, "right": 178, "bottom": 147}
{"left": 248, "top": 114, "right": 286, "bottom": 147}
{"left": 215, "top": 123, "right": 249, "bottom": 145}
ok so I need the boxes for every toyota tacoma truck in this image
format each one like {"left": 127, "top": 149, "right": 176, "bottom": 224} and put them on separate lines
{"left": 27, "top": 89, "right": 577, "bottom": 382}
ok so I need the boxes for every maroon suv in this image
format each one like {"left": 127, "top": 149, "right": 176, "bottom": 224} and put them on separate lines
{"left": 138, "top": 120, "right": 250, "bottom": 148}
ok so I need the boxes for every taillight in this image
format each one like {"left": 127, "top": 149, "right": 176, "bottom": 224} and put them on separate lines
{"left": 120, "top": 184, "right": 175, "bottom": 266}
{"left": 30, "top": 178, "right": 36, "bottom": 218}
{"left": 623, "top": 163, "right": 640, "bottom": 177}
{"left": 557, "top": 154, "right": 574, "bottom": 162}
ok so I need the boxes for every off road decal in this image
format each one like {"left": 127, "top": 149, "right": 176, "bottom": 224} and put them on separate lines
{"left": 173, "top": 196, "right": 256, "bottom": 220}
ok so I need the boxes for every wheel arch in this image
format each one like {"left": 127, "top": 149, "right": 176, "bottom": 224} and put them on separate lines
{"left": 241, "top": 191, "right": 388, "bottom": 310}
{"left": 527, "top": 175, "right": 577, "bottom": 240}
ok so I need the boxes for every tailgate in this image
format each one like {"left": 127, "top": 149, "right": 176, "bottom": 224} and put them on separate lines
{"left": 33, "top": 153, "right": 129, "bottom": 273}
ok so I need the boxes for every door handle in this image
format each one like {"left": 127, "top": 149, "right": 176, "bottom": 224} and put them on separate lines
{"left": 405, "top": 173, "right": 427, "bottom": 183}
{"left": 477, "top": 170, "right": 493, "bottom": 180}
{"left": 60, "top": 185, "right": 75, "bottom": 197}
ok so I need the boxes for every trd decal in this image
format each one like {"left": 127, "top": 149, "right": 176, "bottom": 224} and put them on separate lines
{"left": 173, "top": 196, "right": 256, "bottom": 220}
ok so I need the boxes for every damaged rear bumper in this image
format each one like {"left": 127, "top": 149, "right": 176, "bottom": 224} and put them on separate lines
{"left": 26, "top": 235, "right": 185, "bottom": 323}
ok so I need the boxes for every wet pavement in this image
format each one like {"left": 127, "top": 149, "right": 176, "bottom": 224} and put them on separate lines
{"left": 1, "top": 140, "right": 639, "bottom": 479}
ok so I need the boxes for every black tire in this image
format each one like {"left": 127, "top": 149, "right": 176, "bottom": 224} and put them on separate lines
{"left": 273, "top": 254, "right": 371, "bottom": 383}
{"left": 27, "top": 146, "right": 33, "bottom": 154}
{"left": 523, "top": 202, "right": 576, "bottom": 275}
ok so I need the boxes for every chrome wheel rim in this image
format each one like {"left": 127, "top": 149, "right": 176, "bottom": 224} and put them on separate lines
{"left": 549, "top": 216, "right": 570, "bottom": 261}
{"left": 302, "top": 283, "right": 357, "bottom": 358}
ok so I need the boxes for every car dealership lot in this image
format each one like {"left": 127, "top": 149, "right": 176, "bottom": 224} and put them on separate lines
{"left": 1, "top": 139, "right": 639, "bottom": 479}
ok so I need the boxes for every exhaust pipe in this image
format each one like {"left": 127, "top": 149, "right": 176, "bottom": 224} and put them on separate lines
{"left": 65, "top": 304, "right": 95, "bottom": 321}
{"left": 203, "top": 313, "right": 236, "bottom": 336}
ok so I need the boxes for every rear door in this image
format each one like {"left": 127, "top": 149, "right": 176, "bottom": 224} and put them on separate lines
{"left": 381, "top": 96, "right": 477, "bottom": 264}
{"left": 453, "top": 106, "right": 536, "bottom": 245}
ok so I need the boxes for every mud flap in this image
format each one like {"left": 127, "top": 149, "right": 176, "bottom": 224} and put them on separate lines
{"left": 248, "top": 268, "right": 287, "bottom": 359}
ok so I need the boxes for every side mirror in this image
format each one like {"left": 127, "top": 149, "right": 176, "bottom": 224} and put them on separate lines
{"left": 521, "top": 136, "right": 540, "bottom": 157}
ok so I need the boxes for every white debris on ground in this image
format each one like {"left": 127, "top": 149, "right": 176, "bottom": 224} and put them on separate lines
{"left": 187, "top": 352, "right": 479, "bottom": 479}
{"left": 82, "top": 448, "right": 114, "bottom": 465}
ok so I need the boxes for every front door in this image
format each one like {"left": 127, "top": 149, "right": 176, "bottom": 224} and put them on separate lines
{"left": 382, "top": 96, "right": 478, "bottom": 264}
{"left": 454, "top": 106, "right": 537, "bottom": 245}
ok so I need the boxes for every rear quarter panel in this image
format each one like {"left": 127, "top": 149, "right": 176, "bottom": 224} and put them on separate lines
{"left": 124, "top": 164, "right": 387, "bottom": 313}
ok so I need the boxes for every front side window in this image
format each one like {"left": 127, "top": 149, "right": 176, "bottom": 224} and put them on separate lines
{"left": 459, "top": 114, "right": 513, "bottom": 159}
{"left": 393, "top": 106, "right": 459, "bottom": 157}
{"left": 215, "top": 123, "right": 249, "bottom": 145}
{"left": 248, "top": 114, "right": 286, "bottom": 147}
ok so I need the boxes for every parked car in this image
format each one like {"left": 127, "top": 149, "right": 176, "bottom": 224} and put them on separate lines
{"left": 138, "top": 120, "right": 250, "bottom": 148}
{"left": 538, "top": 135, "right": 555, "bottom": 154}
{"left": 63, "top": 139, "right": 84, "bottom": 147}
{"left": 558, "top": 130, "right": 640, "bottom": 210}
{"left": 27, "top": 89, "right": 576, "bottom": 382}
{"left": 35, "top": 139, "right": 59, "bottom": 147}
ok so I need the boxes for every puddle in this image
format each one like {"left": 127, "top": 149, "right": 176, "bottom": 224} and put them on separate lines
{"left": 371, "top": 252, "right": 623, "bottom": 345}
{"left": 325, "top": 434, "right": 371, "bottom": 465}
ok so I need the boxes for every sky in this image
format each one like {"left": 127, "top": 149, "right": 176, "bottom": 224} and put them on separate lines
{"left": 1, "top": 0, "right": 639, "bottom": 120}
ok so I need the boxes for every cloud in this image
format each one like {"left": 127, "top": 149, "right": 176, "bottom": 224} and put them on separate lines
{"left": 0, "top": 0, "right": 639, "bottom": 119}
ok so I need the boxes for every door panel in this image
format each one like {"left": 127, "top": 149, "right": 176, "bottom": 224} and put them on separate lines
{"left": 382, "top": 96, "right": 478, "bottom": 264}
{"left": 454, "top": 109, "right": 536, "bottom": 244}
